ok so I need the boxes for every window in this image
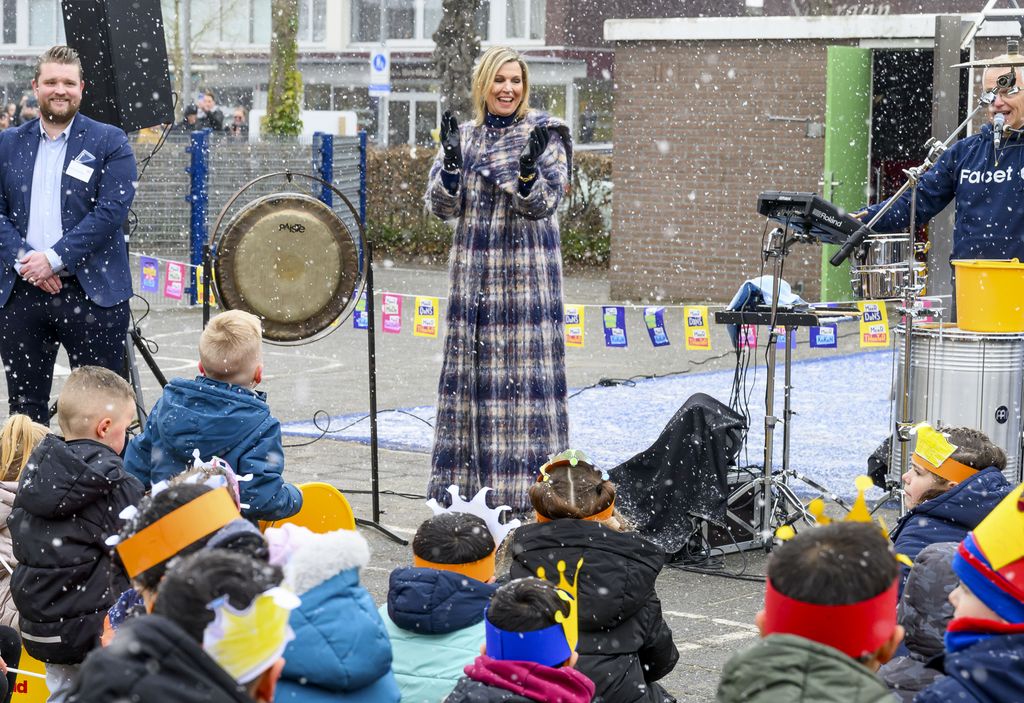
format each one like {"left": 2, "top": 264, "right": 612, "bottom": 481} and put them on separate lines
{"left": 351, "top": 0, "right": 445, "bottom": 43}
{"left": 299, "top": 0, "right": 327, "bottom": 43}
{"left": 304, "top": 84, "right": 332, "bottom": 110}
{"left": 28, "top": 0, "right": 65, "bottom": 47}
{"left": 2, "top": 0, "right": 16, "bottom": 44}
{"left": 251, "top": 0, "right": 271, "bottom": 44}
{"left": 505, "top": 0, "right": 544, "bottom": 40}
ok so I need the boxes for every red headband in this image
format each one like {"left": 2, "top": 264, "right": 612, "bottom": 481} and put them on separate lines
{"left": 762, "top": 577, "right": 899, "bottom": 659}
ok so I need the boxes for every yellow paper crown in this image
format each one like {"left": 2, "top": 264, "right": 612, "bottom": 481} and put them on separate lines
{"left": 972, "top": 482, "right": 1024, "bottom": 571}
{"left": 202, "top": 586, "right": 300, "bottom": 684}
{"left": 536, "top": 557, "right": 583, "bottom": 651}
{"left": 910, "top": 423, "right": 978, "bottom": 483}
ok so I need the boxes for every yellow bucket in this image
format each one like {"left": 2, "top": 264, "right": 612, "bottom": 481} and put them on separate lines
{"left": 11, "top": 646, "right": 49, "bottom": 702}
{"left": 952, "top": 259, "right": 1024, "bottom": 332}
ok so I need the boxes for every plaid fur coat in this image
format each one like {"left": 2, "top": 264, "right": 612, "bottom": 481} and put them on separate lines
{"left": 425, "top": 110, "right": 571, "bottom": 512}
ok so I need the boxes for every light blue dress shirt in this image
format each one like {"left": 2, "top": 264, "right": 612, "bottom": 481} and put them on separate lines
{"left": 22, "top": 116, "right": 75, "bottom": 274}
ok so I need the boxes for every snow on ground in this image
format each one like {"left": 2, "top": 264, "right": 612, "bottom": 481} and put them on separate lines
{"left": 282, "top": 350, "right": 895, "bottom": 499}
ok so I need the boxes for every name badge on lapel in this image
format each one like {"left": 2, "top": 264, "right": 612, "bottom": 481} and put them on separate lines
{"left": 66, "top": 149, "right": 95, "bottom": 183}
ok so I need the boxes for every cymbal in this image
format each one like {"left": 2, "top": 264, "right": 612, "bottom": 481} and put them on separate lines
{"left": 953, "top": 54, "right": 1024, "bottom": 68}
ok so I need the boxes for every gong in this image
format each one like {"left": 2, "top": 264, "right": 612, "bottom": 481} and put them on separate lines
{"left": 213, "top": 192, "right": 361, "bottom": 342}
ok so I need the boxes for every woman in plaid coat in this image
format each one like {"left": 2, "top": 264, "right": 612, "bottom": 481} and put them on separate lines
{"left": 425, "top": 46, "right": 572, "bottom": 512}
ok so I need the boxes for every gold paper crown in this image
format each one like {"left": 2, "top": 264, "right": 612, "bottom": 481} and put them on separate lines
{"left": 203, "top": 586, "right": 300, "bottom": 684}
{"left": 536, "top": 557, "right": 583, "bottom": 651}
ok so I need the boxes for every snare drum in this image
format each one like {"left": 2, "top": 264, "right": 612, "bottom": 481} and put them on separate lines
{"left": 891, "top": 324, "right": 1024, "bottom": 484}
{"left": 850, "top": 234, "right": 916, "bottom": 299}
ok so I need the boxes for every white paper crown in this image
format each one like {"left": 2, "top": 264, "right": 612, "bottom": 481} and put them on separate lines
{"left": 426, "top": 485, "right": 521, "bottom": 547}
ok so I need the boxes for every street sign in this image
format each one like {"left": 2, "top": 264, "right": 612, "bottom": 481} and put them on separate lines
{"left": 369, "top": 50, "right": 391, "bottom": 97}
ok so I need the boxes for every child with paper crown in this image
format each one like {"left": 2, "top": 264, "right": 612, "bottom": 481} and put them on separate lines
{"left": 104, "top": 479, "right": 267, "bottom": 643}
{"left": 8, "top": 367, "right": 144, "bottom": 699}
{"left": 265, "top": 523, "right": 401, "bottom": 703}
{"left": 507, "top": 450, "right": 678, "bottom": 703}
{"left": 124, "top": 309, "right": 302, "bottom": 521}
{"left": 890, "top": 423, "right": 1011, "bottom": 595}
{"left": 68, "top": 549, "right": 292, "bottom": 703}
{"left": 446, "top": 576, "right": 596, "bottom": 703}
{"left": 716, "top": 522, "right": 905, "bottom": 703}
{"left": 380, "top": 487, "right": 511, "bottom": 701}
{"left": 913, "top": 482, "right": 1024, "bottom": 703}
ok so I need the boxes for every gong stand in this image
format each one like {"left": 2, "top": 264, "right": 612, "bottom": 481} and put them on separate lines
{"left": 204, "top": 171, "right": 407, "bottom": 545}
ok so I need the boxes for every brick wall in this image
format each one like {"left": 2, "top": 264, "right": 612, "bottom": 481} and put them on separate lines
{"left": 609, "top": 38, "right": 857, "bottom": 302}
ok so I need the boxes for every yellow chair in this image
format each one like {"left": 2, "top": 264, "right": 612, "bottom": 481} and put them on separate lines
{"left": 11, "top": 646, "right": 48, "bottom": 701}
{"left": 260, "top": 482, "right": 356, "bottom": 534}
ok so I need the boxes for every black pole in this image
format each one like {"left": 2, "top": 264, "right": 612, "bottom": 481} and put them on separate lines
{"left": 355, "top": 242, "right": 407, "bottom": 545}
{"left": 202, "top": 243, "right": 212, "bottom": 328}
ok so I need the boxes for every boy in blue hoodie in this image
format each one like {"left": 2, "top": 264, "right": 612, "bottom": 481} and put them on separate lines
{"left": 915, "top": 482, "right": 1024, "bottom": 703}
{"left": 380, "top": 511, "right": 498, "bottom": 702}
{"left": 124, "top": 309, "right": 301, "bottom": 521}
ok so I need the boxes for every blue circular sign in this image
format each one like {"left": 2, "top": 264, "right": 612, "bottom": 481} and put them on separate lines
{"left": 372, "top": 54, "right": 387, "bottom": 71}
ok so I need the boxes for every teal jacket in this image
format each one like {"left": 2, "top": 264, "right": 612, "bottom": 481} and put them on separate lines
{"left": 378, "top": 566, "right": 496, "bottom": 702}
{"left": 716, "top": 634, "right": 895, "bottom": 703}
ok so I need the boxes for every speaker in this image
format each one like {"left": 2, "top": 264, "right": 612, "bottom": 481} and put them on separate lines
{"left": 61, "top": 0, "right": 174, "bottom": 132}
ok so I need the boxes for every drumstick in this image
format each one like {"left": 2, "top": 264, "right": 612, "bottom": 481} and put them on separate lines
{"left": 6, "top": 667, "right": 46, "bottom": 679}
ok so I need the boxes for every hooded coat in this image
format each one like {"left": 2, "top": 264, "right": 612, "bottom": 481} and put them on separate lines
{"left": 379, "top": 566, "right": 497, "bottom": 702}
{"left": 124, "top": 376, "right": 301, "bottom": 521}
{"left": 508, "top": 520, "right": 678, "bottom": 703}
{"left": 877, "top": 542, "right": 956, "bottom": 701}
{"left": 8, "top": 436, "right": 143, "bottom": 664}
{"left": 425, "top": 110, "right": 572, "bottom": 513}
{"left": 274, "top": 529, "right": 400, "bottom": 703}
{"left": 913, "top": 631, "right": 1024, "bottom": 703}
{"left": 889, "top": 467, "right": 1011, "bottom": 595}
{"left": 0, "top": 480, "right": 19, "bottom": 629}
{"left": 67, "top": 614, "right": 255, "bottom": 703}
{"left": 446, "top": 655, "right": 595, "bottom": 703}
{"left": 716, "top": 634, "right": 893, "bottom": 703}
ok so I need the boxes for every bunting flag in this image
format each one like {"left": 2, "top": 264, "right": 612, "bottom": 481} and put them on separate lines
{"left": 602, "top": 306, "right": 627, "bottom": 348}
{"left": 738, "top": 324, "right": 758, "bottom": 349}
{"left": 163, "top": 261, "right": 185, "bottom": 300}
{"left": 857, "top": 301, "right": 890, "bottom": 348}
{"left": 564, "top": 305, "right": 585, "bottom": 348}
{"left": 195, "top": 265, "right": 217, "bottom": 306}
{"left": 684, "top": 305, "right": 711, "bottom": 351}
{"left": 139, "top": 256, "right": 159, "bottom": 293}
{"left": 775, "top": 325, "right": 797, "bottom": 350}
{"left": 809, "top": 323, "right": 838, "bottom": 348}
{"left": 414, "top": 296, "right": 439, "bottom": 338}
{"left": 352, "top": 291, "right": 368, "bottom": 329}
{"left": 644, "top": 306, "right": 670, "bottom": 347}
{"left": 381, "top": 293, "right": 402, "bottom": 334}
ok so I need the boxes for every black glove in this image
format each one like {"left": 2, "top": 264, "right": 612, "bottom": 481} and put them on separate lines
{"left": 440, "top": 111, "right": 461, "bottom": 172}
{"left": 519, "top": 126, "right": 550, "bottom": 175}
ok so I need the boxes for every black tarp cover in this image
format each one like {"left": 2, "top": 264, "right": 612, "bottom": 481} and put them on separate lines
{"left": 609, "top": 393, "right": 745, "bottom": 552}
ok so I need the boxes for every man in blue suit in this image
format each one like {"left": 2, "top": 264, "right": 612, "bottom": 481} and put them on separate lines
{"left": 0, "top": 46, "right": 136, "bottom": 423}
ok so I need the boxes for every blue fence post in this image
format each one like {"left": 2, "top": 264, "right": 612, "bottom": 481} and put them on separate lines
{"left": 313, "top": 131, "right": 334, "bottom": 206}
{"left": 186, "top": 129, "right": 211, "bottom": 305}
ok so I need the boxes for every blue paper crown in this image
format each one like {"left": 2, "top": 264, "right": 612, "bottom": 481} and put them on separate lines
{"left": 484, "top": 606, "right": 572, "bottom": 668}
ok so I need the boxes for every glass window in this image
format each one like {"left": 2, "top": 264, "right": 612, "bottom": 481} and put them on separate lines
{"left": 529, "top": 84, "right": 565, "bottom": 118}
{"left": 423, "top": 0, "right": 443, "bottom": 40}
{"left": 388, "top": 100, "right": 410, "bottom": 145}
{"left": 29, "top": 0, "right": 64, "bottom": 46}
{"left": 304, "top": 84, "right": 332, "bottom": 110}
{"left": 386, "top": 0, "right": 415, "bottom": 40}
{"left": 505, "top": 0, "right": 525, "bottom": 39}
{"left": 299, "top": 0, "right": 327, "bottom": 43}
{"left": 2, "top": 0, "right": 16, "bottom": 44}
{"left": 333, "top": 86, "right": 377, "bottom": 137}
{"left": 351, "top": 0, "right": 380, "bottom": 42}
{"left": 414, "top": 100, "right": 437, "bottom": 146}
{"left": 251, "top": 0, "right": 271, "bottom": 44}
{"left": 220, "top": 1, "right": 249, "bottom": 43}
{"left": 529, "top": 0, "right": 545, "bottom": 40}
{"left": 576, "top": 79, "right": 613, "bottom": 143}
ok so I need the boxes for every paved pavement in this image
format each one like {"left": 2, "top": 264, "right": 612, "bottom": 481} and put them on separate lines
{"left": 2, "top": 264, "right": 897, "bottom": 701}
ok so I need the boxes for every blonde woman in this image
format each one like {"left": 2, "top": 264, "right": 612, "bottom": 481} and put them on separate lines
{"left": 425, "top": 46, "right": 572, "bottom": 513}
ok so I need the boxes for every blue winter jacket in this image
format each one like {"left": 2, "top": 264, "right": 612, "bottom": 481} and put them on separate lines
{"left": 124, "top": 376, "right": 301, "bottom": 521}
{"left": 864, "top": 124, "right": 1024, "bottom": 262}
{"left": 378, "top": 567, "right": 496, "bottom": 703}
{"left": 890, "top": 467, "right": 1010, "bottom": 596}
{"left": 914, "top": 633, "right": 1024, "bottom": 702}
{"left": 275, "top": 569, "right": 400, "bottom": 703}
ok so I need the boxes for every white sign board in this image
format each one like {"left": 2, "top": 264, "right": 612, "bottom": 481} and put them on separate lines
{"left": 369, "top": 51, "right": 391, "bottom": 97}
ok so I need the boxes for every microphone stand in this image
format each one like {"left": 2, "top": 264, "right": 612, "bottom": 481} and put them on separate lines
{"left": 833, "top": 88, "right": 998, "bottom": 510}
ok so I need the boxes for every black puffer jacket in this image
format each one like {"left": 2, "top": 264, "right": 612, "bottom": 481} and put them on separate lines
{"left": 8, "top": 436, "right": 144, "bottom": 664}
{"left": 508, "top": 520, "right": 678, "bottom": 703}
{"left": 67, "top": 614, "right": 255, "bottom": 702}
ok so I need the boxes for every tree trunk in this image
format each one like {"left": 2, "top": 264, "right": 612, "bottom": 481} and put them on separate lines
{"left": 266, "top": 0, "right": 303, "bottom": 136}
{"left": 432, "top": 0, "right": 482, "bottom": 119}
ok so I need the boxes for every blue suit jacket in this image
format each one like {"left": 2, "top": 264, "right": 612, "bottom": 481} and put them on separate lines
{"left": 0, "top": 114, "right": 136, "bottom": 307}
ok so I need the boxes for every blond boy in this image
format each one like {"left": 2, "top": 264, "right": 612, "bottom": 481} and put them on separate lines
{"left": 124, "top": 310, "right": 301, "bottom": 521}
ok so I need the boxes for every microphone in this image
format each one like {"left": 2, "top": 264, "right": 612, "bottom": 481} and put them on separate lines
{"left": 994, "top": 113, "right": 1005, "bottom": 152}
{"left": 829, "top": 224, "right": 875, "bottom": 267}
